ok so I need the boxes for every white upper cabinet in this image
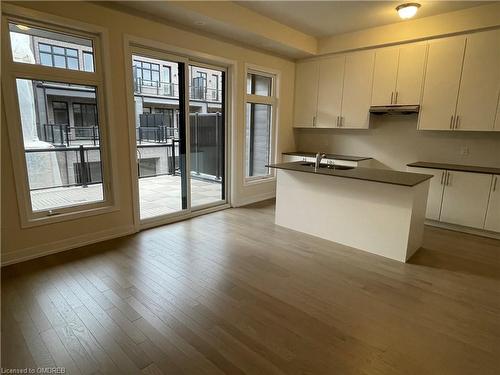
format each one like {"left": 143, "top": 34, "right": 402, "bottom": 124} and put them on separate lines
{"left": 372, "top": 47, "right": 399, "bottom": 106}
{"left": 293, "top": 60, "right": 319, "bottom": 127}
{"left": 485, "top": 175, "right": 500, "bottom": 232}
{"left": 396, "top": 43, "right": 427, "bottom": 105}
{"left": 418, "top": 36, "right": 466, "bottom": 130}
{"left": 440, "top": 171, "right": 492, "bottom": 229}
{"left": 341, "top": 50, "right": 375, "bottom": 128}
{"left": 372, "top": 43, "right": 426, "bottom": 106}
{"left": 455, "top": 29, "right": 500, "bottom": 131}
{"left": 316, "top": 55, "right": 345, "bottom": 128}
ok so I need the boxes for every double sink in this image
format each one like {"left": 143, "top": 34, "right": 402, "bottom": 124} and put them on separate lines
{"left": 300, "top": 162, "right": 354, "bottom": 171}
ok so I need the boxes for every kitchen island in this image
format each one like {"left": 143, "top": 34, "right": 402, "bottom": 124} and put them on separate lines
{"left": 268, "top": 162, "right": 433, "bottom": 262}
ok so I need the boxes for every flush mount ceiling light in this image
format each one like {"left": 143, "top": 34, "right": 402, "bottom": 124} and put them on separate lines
{"left": 396, "top": 3, "right": 421, "bottom": 19}
{"left": 16, "top": 24, "right": 31, "bottom": 31}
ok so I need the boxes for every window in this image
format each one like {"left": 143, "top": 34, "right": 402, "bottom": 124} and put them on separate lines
{"left": 38, "top": 43, "right": 79, "bottom": 70}
{"left": 4, "top": 18, "right": 113, "bottom": 224}
{"left": 83, "top": 51, "right": 94, "bottom": 72}
{"left": 245, "top": 69, "right": 277, "bottom": 181}
{"left": 134, "top": 59, "right": 160, "bottom": 86}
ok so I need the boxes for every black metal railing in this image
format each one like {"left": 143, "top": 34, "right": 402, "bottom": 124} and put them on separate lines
{"left": 42, "top": 124, "right": 100, "bottom": 146}
{"left": 133, "top": 78, "right": 222, "bottom": 102}
{"left": 136, "top": 126, "right": 178, "bottom": 144}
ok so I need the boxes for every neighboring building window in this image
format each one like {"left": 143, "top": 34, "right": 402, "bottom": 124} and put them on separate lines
{"left": 5, "top": 20, "right": 112, "bottom": 223}
{"left": 212, "top": 74, "right": 219, "bottom": 101}
{"left": 38, "top": 43, "right": 79, "bottom": 70}
{"left": 245, "top": 69, "right": 277, "bottom": 181}
{"left": 134, "top": 60, "right": 160, "bottom": 86}
{"left": 83, "top": 51, "right": 94, "bottom": 72}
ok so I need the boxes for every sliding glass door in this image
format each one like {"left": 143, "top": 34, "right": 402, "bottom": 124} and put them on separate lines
{"left": 130, "top": 51, "right": 227, "bottom": 222}
{"left": 189, "top": 64, "right": 226, "bottom": 208}
{"left": 132, "top": 53, "right": 188, "bottom": 220}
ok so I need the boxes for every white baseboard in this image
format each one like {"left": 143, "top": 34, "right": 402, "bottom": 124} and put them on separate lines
{"left": 1, "top": 224, "right": 136, "bottom": 267}
{"left": 232, "top": 191, "right": 276, "bottom": 207}
{"left": 425, "top": 220, "right": 500, "bottom": 240}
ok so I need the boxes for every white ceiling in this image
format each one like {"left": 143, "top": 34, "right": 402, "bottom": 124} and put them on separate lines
{"left": 236, "top": 1, "right": 489, "bottom": 37}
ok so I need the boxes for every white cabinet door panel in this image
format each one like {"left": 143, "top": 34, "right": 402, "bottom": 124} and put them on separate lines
{"left": 396, "top": 43, "right": 426, "bottom": 105}
{"left": 317, "top": 56, "right": 345, "bottom": 128}
{"left": 440, "top": 171, "right": 492, "bottom": 229}
{"left": 485, "top": 175, "right": 500, "bottom": 232}
{"left": 407, "top": 167, "right": 445, "bottom": 220}
{"left": 455, "top": 29, "right": 500, "bottom": 131}
{"left": 418, "top": 36, "right": 466, "bottom": 130}
{"left": 372, "top": 47, "right": 398, "bottom": 106}
{"left": 294, "top": 60, "right": 319, "bottom": 127}
{"left": 341, "top": 50, "right": 375, "bottom": 129}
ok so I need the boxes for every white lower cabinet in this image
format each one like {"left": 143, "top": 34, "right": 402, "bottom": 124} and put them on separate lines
{"left": 408, "top": 167, "right": 499, "bottom": 232}
{"left": 439, "top": 171, "right": 492, "bottom": 229}
{"left": 485, "top": 175, "right": 500, "bottom": 232}
{"left": 407, "top": 167, "right": 445, "bottom": 220}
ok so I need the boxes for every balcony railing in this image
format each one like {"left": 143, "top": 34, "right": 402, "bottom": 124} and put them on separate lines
{"left": 134, "top": 78, "right": 222, "bottom": 102}
{"left": 42, "top": 124, "right": 100, "bottom": 146}
{"left": 136, "top": 126, "right": 179, "bottom": 144}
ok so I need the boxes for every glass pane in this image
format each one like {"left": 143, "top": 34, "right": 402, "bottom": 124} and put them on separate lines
{"left": 189, "top": 65, "right": 225, "bottom": 208}
{"left": 39, "top": 53, "right": 52, "bottom": 66}
{"left": 53, "top": 55, "right": 66, "bottom": 68}
{"left": 83, "top": 52, "right": 94, "bottom": 72}
{"left": 67, "top": 57, "right": 79, "bottom": 70}
{"left": 152, "top": 71, "right": 160, "bottom": 82}
{"left": 15, "top": 79, "right": 104, "bottom": 212}
{"left": 39, "top": 43, "right": 51, "bottom": 52}
{"left": 9, "top": 23, "right": 94, "bottom": 72}
{"left": 247, "top": 73, "right": 272, "bottom": 96}
{"left": 245, "top": 103, "right": 272, "bottom": 178}
{"left": 132, "top": 54, "right": 187, "bottom": 220}
{"left": 66, "top": 48, "right": 78, "bottom": 57}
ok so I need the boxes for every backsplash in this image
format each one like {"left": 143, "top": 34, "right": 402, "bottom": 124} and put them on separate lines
{"left": 294, "top": 115, "right": 500, "bottom": 171}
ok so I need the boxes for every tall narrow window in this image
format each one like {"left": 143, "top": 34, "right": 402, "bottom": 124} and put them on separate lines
{"left": 245, "top": 69, "right": 277, "bottom": 181}
{"left": 4, "top": 19, "right": 112, "bottom": 223}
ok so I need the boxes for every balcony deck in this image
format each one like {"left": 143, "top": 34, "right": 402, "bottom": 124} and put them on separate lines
{"left": 31, "top": 175, "right": 222, "bottom": 219}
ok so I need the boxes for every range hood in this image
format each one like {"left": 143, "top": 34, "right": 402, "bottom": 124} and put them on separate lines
{"left": 369, "top": 105, "right": 420, "bottom": 115}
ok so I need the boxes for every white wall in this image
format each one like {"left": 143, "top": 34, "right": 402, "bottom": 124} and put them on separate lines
{"left": 295, "top": 116, "right": 500, "bottom": 171}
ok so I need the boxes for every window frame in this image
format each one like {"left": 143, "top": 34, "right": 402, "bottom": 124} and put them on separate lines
{"left": 1, "top": 5, "right": 118, "bottom": 228}
{"left": 244, "top": 65, "right": 279, "bottom": 184}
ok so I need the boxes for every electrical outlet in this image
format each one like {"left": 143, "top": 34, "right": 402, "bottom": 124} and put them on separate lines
{"left": 460, "top": 145, "right": 470, "bottom": 156}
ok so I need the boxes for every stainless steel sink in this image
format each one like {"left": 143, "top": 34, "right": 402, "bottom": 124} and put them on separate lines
{"left": 300, "top": 162, "right": 354, "bottom": 171}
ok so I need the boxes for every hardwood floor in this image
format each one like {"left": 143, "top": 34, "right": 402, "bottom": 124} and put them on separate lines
{"left": 2, "top": 200, "right": 500, "bottom": 374}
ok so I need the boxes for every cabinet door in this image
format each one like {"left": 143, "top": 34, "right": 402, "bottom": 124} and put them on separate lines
{"left": 317, "top": 56, "right": 345, "bottom": 128}
{"left": 485, "top": 175, "right": 500, "bottom": 232}
{"left": 371, "top": 47, "right": 398, "bottom": 106}
{"left": 407, "top": 167, "right": 445, "bottom": 220}
{"left": 418, "top": 36, "right": 466, "bottom": 130}
{"left": 395, "top": 43, "right": 426, "bottom": 105}
{"left": 440, "top": 171, "right": 492, "bottom": 229}
{"left": 293, "top": 60, "right": 319, "bottom": 127}
{"left": 341, "top": 50, "right": 375, "bottom": 129}
{"left": 455, "top": 30, "right": 500, "bottom": 131}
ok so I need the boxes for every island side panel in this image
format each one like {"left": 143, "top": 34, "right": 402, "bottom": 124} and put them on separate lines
{"left": 405, "top": 179, "right": 430, "bottom": 261}
{"left": 275, "top": 169, "right": 424, "bottom": 262}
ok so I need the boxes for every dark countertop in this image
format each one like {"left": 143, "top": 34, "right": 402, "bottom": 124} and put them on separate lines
{"left": 283, "top": 151, "right": 372, "bottom": 162}
{"left": 268, "top": 162, "right": 433, "bottom": 187}
{"left": 407, "top": 161, "right": 500, "bottom": 175}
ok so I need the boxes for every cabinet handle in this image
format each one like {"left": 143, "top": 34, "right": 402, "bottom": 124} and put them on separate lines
{"left": 446, "top": 171, "right": 451, "bottom": 186}
{"left": 336, "top": 116, "right": 339, "bottom": 127}
{"left": 455, "top": 115, "right": 460, "bottom": 129}
{"left": 440, "top": 171, "right": 445, "bottom": 185}
{"left": 390, "top": 92, "right": 394, "bottom": 105}
{"left": 313, "top": 116, "right": 316, "bottom": 127}
{"left": 395, "top": 91, "right": 398, "bottom": 104}
{"left": 340, "top": 116, "right": 343, "bottom": 127}
{"left": 449, "top": 115, "right": 454, "bottom": 130}
{"left": 493, "top": 176, "right": 498, "bottom": 192}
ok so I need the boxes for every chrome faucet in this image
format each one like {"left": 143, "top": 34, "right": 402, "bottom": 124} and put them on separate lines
{"left": 315, "top": 152, "right": 327, "bottom": 170}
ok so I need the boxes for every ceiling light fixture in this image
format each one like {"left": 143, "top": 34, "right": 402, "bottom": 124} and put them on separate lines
{"left": 16, "top": 24, "right": 31, "bottom": 31}
{"left": 396, "top": 3, "right": 421, "bottom": 20}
